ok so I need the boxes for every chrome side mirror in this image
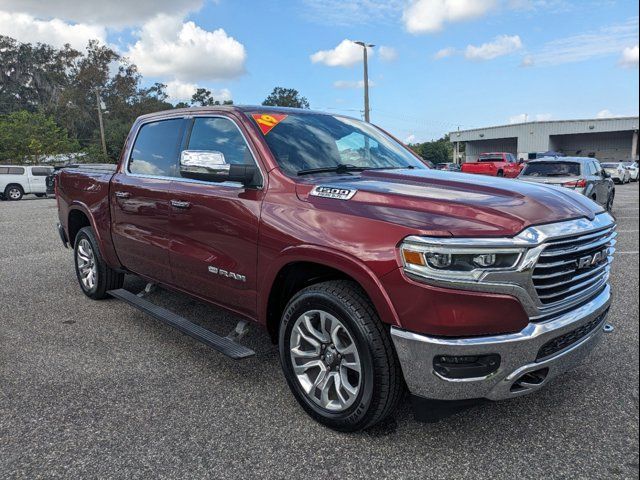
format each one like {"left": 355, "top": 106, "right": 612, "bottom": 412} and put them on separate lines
{"left": 179, "top": 150, "right": 257, "bottom": 186}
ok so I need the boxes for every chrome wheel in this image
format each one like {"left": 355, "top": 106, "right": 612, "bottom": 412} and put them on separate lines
{"left": 76, "top": 238, "right": 97, "bottom": 290}
{"left": 289, "top": 310, "right": 362, "bottom": 412}
{"left": 8, "top": 187, "right": 21, "bottom": 200}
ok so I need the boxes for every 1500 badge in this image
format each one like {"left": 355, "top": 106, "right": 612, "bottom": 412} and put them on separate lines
{"left": 208, "top": 266, "right": 246, "bottom": 282}
{"left": 310, "top": 185, "right": 357, "bottom": 200}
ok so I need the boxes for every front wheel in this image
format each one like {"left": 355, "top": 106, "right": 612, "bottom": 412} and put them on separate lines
{"left": 74, "top": 227, "right": 124, "bottom": 299}
{"left": 279, "top": 280, "right": 404, "bottom": 432}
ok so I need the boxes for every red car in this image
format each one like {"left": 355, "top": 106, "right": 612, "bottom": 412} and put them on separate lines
{"left": 461, "top": 152, "right": 524, "bottom": 178}
{"left": 55, "top": 107, "right": 616, "bottom": 431}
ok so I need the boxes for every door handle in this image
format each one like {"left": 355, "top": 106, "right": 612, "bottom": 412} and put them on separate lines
{"left": 170, "top": 199, "right": 191, "bottom": 209}
{"left": 115, "top": 191, "right": 130, "bottom": 199}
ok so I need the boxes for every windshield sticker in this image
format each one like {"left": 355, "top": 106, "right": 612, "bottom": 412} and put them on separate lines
{"left": 252, "top": 113, "right": 288, "bottom": 135}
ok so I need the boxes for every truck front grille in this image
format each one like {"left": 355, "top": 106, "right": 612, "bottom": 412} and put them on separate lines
{"left": 532, "top": 224, "right": 616, "bottom": 307}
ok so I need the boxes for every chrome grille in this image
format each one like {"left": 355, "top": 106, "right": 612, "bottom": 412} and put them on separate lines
{"left": 532, "top": 224, "right": 616, "bottom": 307}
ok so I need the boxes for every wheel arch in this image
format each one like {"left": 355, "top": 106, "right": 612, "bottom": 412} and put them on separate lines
{"left": 261, "top": 246, "right": 400, "bottom": 343}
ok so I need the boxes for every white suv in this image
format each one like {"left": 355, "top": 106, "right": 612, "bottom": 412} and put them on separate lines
{"left": 0, "top": 165, "right": 53, "bottom": 201}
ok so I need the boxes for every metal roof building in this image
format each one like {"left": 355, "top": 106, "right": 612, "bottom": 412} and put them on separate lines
{"left": 450, "top": 117, "right": 639, "bottom": 163}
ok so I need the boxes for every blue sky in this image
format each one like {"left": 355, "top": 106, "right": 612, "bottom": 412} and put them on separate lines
{"left": 1, "top": 0, "right": 638, "bottom": 142}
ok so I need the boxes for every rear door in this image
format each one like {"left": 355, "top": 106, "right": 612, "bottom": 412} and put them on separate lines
{"left": 591, "top": 161, "right": 609, "bottom": 204}
{"left": 29, "top": 167, "right": 53, "bottom": 194}
{"left": 166, "top": 115, "right": 266, "bottom": 318}
{"left": 110, "top": 117, "right": 186, "bottom": 283}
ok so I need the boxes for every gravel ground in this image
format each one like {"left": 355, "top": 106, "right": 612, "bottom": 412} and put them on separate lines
{"left": 1, "top": 184, "right": 638, "bottom": 479}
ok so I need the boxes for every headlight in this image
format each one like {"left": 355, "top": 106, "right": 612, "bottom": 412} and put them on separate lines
{"left": 400, "top": 240, "right": 524, "bottom": 282}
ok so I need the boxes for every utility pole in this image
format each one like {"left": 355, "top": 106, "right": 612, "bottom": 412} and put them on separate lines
{"left": 95, "top": 89, "right": 107, "bottom": 156}
{"left": 354, "top": 41, "right": 374, "bottom": 123}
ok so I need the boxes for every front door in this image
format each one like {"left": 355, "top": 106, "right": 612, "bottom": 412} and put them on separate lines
{"left": 111, "top": 117, "right": 185, "bottom": 283}
{"left": 166, "top": 115, "right": 265, "bottom": 319}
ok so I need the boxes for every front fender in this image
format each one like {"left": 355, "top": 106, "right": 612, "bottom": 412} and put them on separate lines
{"left": 258, "top": 244, "right": 401, "bottom": 327}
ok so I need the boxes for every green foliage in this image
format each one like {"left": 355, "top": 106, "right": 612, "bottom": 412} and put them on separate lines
{"left": 408, "top": 135, "right": 453, "bottom": 164}
{"left": 0, "top": 110, "right": 79, "bottom": 164}
{"left": 190, "top": 88, "right": 234, "bottom": 106}
{"left": 262, "top": 87, "right": 310, "bottom": 109}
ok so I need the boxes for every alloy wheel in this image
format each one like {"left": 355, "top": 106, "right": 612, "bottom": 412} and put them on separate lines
{"left": 76, "top": 238, "right": 97, "bottom": 290}
{"left": 289, "top": 310, "right": 362, "bottom": 412}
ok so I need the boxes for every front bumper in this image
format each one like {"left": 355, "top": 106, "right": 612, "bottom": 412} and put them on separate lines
{"left": 391, "top": 285, "right": 611, "bottom": 401}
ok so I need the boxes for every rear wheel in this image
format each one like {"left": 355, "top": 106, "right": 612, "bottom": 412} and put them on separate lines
{"left": 279, "top": 280, "right": 404, "bottom": 432}
{"left": 74, "top": 226, "right": 124, "bottom": 299}
{"left": 4, "top": 185, "right": 23, "bottom": 201}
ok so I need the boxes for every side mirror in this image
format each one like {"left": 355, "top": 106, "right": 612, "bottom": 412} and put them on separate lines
{"left": 180, "top": 150, "right": 257, "bottom": 186}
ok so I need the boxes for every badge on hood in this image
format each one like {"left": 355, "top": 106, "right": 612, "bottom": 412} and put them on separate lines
{"left": 310, "top": 185, "right": 357, "bottom": 200}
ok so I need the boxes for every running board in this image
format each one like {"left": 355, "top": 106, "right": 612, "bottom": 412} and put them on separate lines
{"left": 108, "top": 288, "right": 255, "bottom": 359}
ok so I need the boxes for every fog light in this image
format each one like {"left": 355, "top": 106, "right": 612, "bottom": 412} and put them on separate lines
{"left": 473, "top": 253, "right": 496, "bottom": 267}
{"left": 433, "top": 354, "right": 501, "bottom": 379}
{"left": 425, "top": 252, "right": 452, "bottom": 269}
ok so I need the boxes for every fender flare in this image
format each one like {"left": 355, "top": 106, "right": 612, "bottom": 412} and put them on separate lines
{"left": 258, "top": 244, "right": 401, "bottom": 328}
{"left": 67, "top": 200, "right": 121, "bottom": 268}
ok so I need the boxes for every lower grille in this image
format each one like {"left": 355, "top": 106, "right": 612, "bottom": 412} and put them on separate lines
{"left": 536, "top": 309, "right": 609, "bottom": 360}
{"left": 532, "top": 224, "right": 616, "bottom": 307}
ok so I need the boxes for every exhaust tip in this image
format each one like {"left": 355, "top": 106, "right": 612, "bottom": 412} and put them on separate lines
{"left": 603, "top": 323, "right": 614, "bottom": 333}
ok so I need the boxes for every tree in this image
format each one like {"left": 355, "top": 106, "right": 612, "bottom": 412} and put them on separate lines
{"left": 262, "top": 87, "right": 310, "bottom": 109}
{"left": 190, "top": 88, "right": 233, "bottom": 106}
{"left": 0, "top": 110, "right": 78, "bottom": 164}
{"left": 408, "top": 135, "right": 453, "bottom": 164}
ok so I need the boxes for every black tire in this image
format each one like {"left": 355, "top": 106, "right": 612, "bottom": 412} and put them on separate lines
{"left": 4, "top": 184, "right": 23, "bottom": 201}
{"left": 73, "top": 226, "right": 124, "bottom": 300}
{"left": 279, "top": 280, "right": 404, "bottom": 432}
{"left": 496, "top": 170, "right": 504, "bottom": 177}
{"left": 35, "top": 193, "right": 46, "bottom": 198}
{"left": 606, "top": 191, "right": 615, "bottom": 212}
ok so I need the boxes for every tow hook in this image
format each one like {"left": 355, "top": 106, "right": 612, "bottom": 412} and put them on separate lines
{"left": 603, "top": 323, "right": 614, "bottom": 333}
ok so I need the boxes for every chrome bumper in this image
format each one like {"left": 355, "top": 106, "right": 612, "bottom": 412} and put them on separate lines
{"left": 391, "top": 285, "right": 611, "bottom": 401}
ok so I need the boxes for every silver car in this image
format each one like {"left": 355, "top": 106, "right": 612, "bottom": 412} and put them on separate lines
{"left": 622, "top": 161, "right": 639, "bottom": 182}
{"left": 519, "top": 157, "right": 615, "bottom": 211}
{"left": 601, "top": 162, "right": 631, "bottom": 184}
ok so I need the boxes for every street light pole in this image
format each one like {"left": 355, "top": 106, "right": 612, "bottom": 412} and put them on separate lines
{"left": 95, "top": 89, "right": 107, "bottom": 157}
{"left": 354, "top": 41, "right": 374, "bottom": 123}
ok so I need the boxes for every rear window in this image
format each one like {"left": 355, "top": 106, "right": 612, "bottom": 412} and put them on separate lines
{"left": 521, "top": 162, "right": 581, "bottom": 177}
{"left": 601, "top": 163, "right": 618, "bottom": 168}
{"left": 478, "top": 155, "right": 503, "bottom": 162}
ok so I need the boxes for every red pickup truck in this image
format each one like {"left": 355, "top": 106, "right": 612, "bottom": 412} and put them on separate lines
{"left": 55, "top": 107, "right": 616, "bottom": 431}
{"left": 461, "top": 152, "right": 524, "bottom": 177}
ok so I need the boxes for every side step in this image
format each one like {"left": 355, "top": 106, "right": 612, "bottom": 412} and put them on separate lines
{"left": 108, "top": 288, "right": 255, "bottom": 360}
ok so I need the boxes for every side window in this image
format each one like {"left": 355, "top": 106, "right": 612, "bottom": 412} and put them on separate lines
{"left": 8, "top": 167, "right": 25, "bottom": 175}
{"left": 31, "top": 167, "right": 53, "bottom": 176}
{"left": 129, "top": 119, "right": 183, "bottom": 176}
{"left": 0, "top": 167, "right": 8, "bottom": 174}
{"left": 186, "top": 117, "right": 255, "bottom": 166}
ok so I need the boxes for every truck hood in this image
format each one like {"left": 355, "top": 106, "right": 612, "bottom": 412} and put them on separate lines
{"left": 296, "top": 169, "right": 602, "bottom": 237}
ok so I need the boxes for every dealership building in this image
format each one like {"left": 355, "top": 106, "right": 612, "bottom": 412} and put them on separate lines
{"left": 451, "top": 116, "right": 639, "bottom": 163}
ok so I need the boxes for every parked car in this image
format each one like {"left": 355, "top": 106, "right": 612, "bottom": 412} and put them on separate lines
{"left": 55, "top": 106, "right": 616, "bottom": 431}
{"left": 622, "top": 161, "right": 639, "bottom": 182}
{"left": 434, "top": 162, "right": 461, "bottom": 171}
{"left": 0, "top": 165, "right": 53, "bottom": 201}
{"left": 601, "top": 162, "right": 630, "bottom": 184}
{"left": 519, "top": 157, "right": 615, "bottom": 211}
{"left": 461, "top": 152, "right": 523, "bottom": 178}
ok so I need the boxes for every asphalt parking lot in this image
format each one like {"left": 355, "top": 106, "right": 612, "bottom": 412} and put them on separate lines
{"left": 1, "top": 184, "right": 638, "bottom": 479}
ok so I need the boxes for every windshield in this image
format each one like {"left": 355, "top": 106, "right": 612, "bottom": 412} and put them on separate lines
{"left": 601, "top": 163, "right": 618, "bottom": 168}
{"left": 247, "top": 112, "right": 428, "bottom": 176}
{"left": 521, "top": 162, "right": 581, "bottom": 177}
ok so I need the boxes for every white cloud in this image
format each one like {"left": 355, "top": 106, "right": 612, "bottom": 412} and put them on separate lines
{"left": 434, "top": 47, "right": 457, "bottom": 59}
{"left": 619, "top": 44, "right": 639, "bottom": 68}
{"left": 310, "top": 39, "right": 372, "bottom": 67}
{"left": 126, "top": 14, "right": 246, "bottom": 82}
{"left": 378, "top": 46, "right": 398, "bottom": 62}
{"left": 526, "top": 17, "right": 639, "bottom": 66}
{"left": 596, "top": 109, "right": 625, "bottom": 119}
{"left": 509, "top": 113, "right": 552, "bottom": 123}
{"left": 0, "top": 0, "right": 203, "bottom": 27}
{"left": 404, "top": 134, "right": 416, "bottom": 143}
{"left": 520, "top": 55, "right": 534, "bottom": 67}
{"left": 165, "top": 80, "right": 197, "bottom": 102}
{"left": 0, "top": 10, "right": 106, "bottom": 50}
{"left": 465, "top": 35, "right": 523, "bottom": 60}
{"left": 333, "top": 79, "right": 375, "bottom": 89}
{"left": 403, "top": 0, "right": 498, "bottom": 34}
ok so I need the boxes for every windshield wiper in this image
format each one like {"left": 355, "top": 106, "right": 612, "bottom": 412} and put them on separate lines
{"left": 297, "top": 164, "right": 414, "bottom": 176}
